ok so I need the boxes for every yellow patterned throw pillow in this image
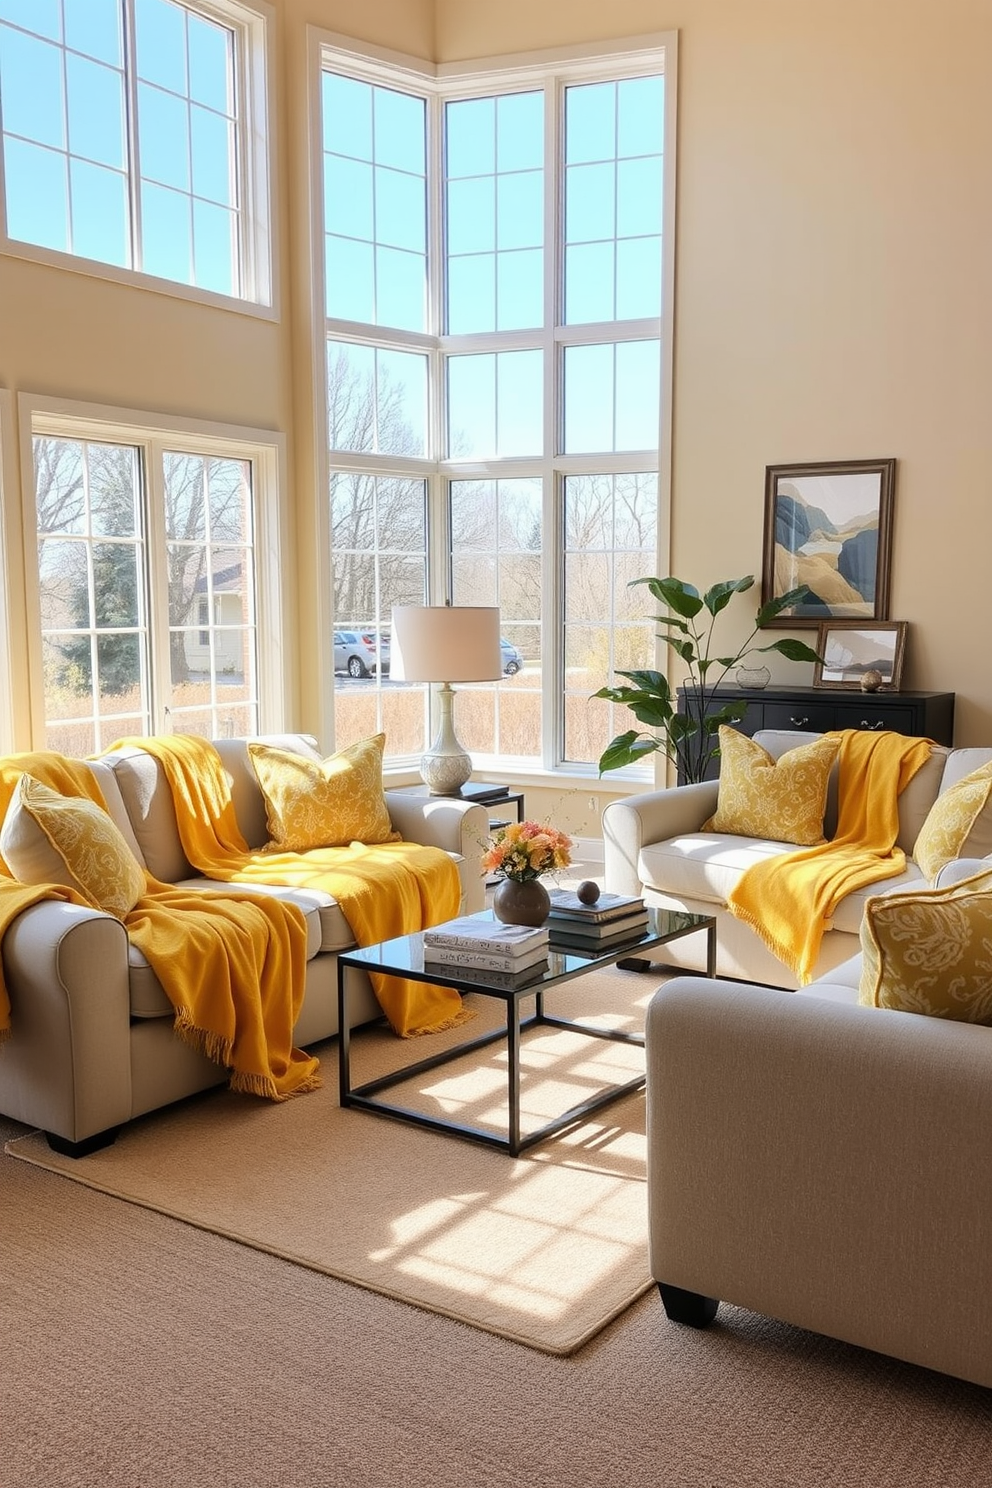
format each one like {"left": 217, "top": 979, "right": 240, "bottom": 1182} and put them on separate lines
{"left": 859, "top": 867, "right": 992, "bottom": 1023}
{"left": 1, "top": 774, "right": 146, "bottom": 920}
{"left": 702, "top": 726, "right": 841, "bottom": 846}
{"left": 912, "top": 760, "right": 992, "bottom": 884}
{"left": 248, "top": 734, "right": 397, "bottom": 852}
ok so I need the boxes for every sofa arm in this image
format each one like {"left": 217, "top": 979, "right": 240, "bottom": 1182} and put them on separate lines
{"left": 646, "top": 978, "right": 992, "bottom": 1388}
{"left": 1, "top": 901, "right": 133, "bottom": 1147}
{"left": 385, "top": 792, "right": 489, "bottom": 914}
{"left": 602, "top": 780, "right": 720, "bottom": 896}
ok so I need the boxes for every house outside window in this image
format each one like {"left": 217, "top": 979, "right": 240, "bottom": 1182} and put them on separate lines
{"left": 318, "top": 35, "right": 675, "bottom": 776}
{"left": 0, "top": 0, "right": 273, "bottom": 307}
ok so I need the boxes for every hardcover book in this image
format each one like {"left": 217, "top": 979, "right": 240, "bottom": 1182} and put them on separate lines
{"left": 549, "top": 913, "right": 650, "bottom": 945}
{"left": 423, "top": 917, "right": 549, "bottom": 958}
{"left": 547, "top": 889, "right": 646, "bottom": 924}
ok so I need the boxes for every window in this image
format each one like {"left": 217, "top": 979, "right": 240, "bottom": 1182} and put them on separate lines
{"left": 24, "top": 401, "right": 277, "bottom": 753}
{"left": 318, "top": 37, "right": 674, "bottom": 775}
{"left": 0, "top": 0, "right": 272, "bottom": 305}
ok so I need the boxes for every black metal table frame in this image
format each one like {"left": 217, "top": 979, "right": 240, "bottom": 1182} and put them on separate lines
{"left": 337, "top": 914, "right": 716, "bottom": 1158}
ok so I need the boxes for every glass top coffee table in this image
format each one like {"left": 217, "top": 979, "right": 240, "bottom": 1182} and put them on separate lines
{"left": 337, "top": 906, "right": 716, "bottom": 1157}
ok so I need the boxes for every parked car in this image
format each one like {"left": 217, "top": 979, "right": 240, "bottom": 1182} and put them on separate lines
{"left": 333, "top": 629, "right": 389, "bottom": 678}
{"left": 500, "top": 637, "right": 524, "bottom": 675}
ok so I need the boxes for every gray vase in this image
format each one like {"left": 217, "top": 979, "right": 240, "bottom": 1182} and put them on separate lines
{"left": 492, "top": 877, "right": 551, "bottom": 927}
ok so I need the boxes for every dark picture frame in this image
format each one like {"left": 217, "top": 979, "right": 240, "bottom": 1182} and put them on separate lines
{"left": 812, "top": 620, "right": 908, "bottom": 690}
{"left": 760, "top": 458, "right": 896, "bottom": 628}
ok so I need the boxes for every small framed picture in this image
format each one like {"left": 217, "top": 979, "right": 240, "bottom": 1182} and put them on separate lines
{"left": 813, "top": 621, "right": 908, "bottom": 690}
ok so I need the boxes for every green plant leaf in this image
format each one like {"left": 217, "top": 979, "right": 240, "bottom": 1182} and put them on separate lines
{"left": 703, "top": 576, "right": 754, "bottom": 616}
{"left": 635, "top": 576, "right": 704, "bottom": 619}
{"left": 756, "top": 585, "right": 810, "bottom": 627}
{"left": 598, "top": 732, "right": 662, "bottom": 773}
{"left": 667, "top": 637, "right": 696, "bottom": 664}
{"left": 760, "top": 636, "right": 822, "bottom": 664}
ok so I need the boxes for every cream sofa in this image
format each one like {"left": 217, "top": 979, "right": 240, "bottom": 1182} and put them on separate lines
{"left": 645, "top": 886, "right": 992, "bottom": 1388}
{"left": 603, "top": 729, "right": 992, "bottom": 988}
{"left": 0, "top": 734, "right": 488, "bottom": 1157}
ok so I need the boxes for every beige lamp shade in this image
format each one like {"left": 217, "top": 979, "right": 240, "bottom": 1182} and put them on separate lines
{"left": 390, "top": 606, "right": 502, "bottom": 684}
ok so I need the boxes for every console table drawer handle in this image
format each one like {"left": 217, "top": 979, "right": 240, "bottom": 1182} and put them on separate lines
{"left": 860, "top": 719, "right": 885, "bottom": 730}
{"left": 789, "top": 715, "right": 809, "bottom": 727}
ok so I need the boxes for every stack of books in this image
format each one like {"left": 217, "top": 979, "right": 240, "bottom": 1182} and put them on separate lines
{"left": 423, "top": 917, "right": 550, "bottom": 990}
{"left": 546, "top": 889, "right": 650, "bottom": 950}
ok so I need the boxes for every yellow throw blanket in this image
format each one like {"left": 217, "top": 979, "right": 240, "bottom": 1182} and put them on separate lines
{"left": 727, "top": 730, "right": 933, "bottom": 984}
{"left": 0, "top": 751, "right": 319, "bottom": 1101}
{"left": 111, "top": 734, "right": 468, "bottom": 1038}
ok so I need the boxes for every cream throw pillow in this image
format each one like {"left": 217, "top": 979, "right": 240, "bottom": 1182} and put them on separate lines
{"left": 912, "top": 760, "right": 992, "bottom": 884}
{"left": 859, "top": 867, "right": 992, "bottom": 1023}
{"left": 1, "top": 774, "right": 146, "bottom": 921}
{"left": 248, "top": 734, "right": 397, "bottom": 852}
{"left": 702, "top": 726, "right": 840, "bottom": 846}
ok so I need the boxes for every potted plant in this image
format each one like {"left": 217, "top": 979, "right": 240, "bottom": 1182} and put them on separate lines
{"left": 594, "top": 575, "right": 821, "bottom": 785}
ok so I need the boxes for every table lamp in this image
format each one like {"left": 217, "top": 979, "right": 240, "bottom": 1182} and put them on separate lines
{"left": 390, "top": 604, "right": 503, "bottom": 794}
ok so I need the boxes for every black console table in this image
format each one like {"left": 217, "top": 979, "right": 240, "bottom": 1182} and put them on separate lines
{"left": 676, "top": 685, "right": 955, "bottom": 784}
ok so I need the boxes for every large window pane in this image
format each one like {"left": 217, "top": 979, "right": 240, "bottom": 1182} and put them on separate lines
{"left": 444, "top": 90, "right": 543, "bottom": 335}
{"left": 562, "top": 472, "right": 657, "bottom": 765}
{"left": 448, "top": 350, "right": 542, "bottom": 458}
{"left": 322, "top": 76, "right": 426, "bottom": 332}
{"left": 330, "top": 472, "right": 427, "bottom": 751}
{"left": 321, "top": 51, "right": 669, "bottom": 772}
{"left": 563, "top": 341, "right": 660, "bottom": 453}
{"left": 327, "top": 341, "right": 427, "bottom": 456}
{"left": 451, "top": 478, "right": 542, "bottom": 760}
{"left": 0, "top": 1, "right": 250, "bottom": 301}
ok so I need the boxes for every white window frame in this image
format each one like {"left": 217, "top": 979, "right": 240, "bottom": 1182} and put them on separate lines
{"left": 0, "top": 389, "right": 16, "bottom": 750}
{"left": 0, "top": 0, "right": 277, "bottom": 318}
{"left": 308, "top": 28, "right": 677, "bottom": 782}
{"left": 17, "top": 392, "right": 289, "bottom": 746}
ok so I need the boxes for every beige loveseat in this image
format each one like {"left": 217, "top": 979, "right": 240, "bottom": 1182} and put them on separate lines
{"left": 644, "top": 860, "right": 992, "bottom": 1389}
{"left": 0, "top": 734, "right": 487, "bottom": 1157}
{"left": 603, "top": 729, "right": 992, "bottom": 987}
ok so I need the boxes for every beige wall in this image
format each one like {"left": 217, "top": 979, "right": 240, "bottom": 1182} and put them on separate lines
{"left": 2, "top": 0, "right": 990, "bottom": 760}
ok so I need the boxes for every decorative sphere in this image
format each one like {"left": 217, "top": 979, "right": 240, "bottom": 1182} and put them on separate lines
{"left": 860, "top": 669, "right": 884, "bottom": 693}
{"left": 576, "top": 880, "right": 601, "bottom": 905}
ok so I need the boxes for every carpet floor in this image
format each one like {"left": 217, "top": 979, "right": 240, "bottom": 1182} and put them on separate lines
{"left": 5, "top": 966, "right": 659, "bottom": 1355}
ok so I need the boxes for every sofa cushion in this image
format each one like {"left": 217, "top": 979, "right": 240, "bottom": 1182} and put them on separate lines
{"left": 248, "top": 733, "right": 398, "bottom": 851}
{"left": 703, "top": 728, "right": 840, "bottom": 846}
{"left": 638, "top": 832, "right": 922, "bottom": 926}
{"left": 913, "top": 760, "right": 992, "bottom": 884}
{"left": 1, "top": 776, "right": 146, "bottom": 921}
{"left": 750, "top": 732, "right": 949, "bottom": 853}
{"left": 859, "top": 867, "right": 992, "bottom": 1023}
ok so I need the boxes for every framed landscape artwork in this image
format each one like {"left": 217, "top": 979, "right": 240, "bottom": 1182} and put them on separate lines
{"left": 760, "top": 458, "right": 896, "bottom": 627}
{"left": 813, "top": 621, "right": 908, "bottom": 690}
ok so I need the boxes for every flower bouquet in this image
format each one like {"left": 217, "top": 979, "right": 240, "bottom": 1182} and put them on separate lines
{"left": 481, "top": 819, "right": 573, "bottom": 882}
{"left": 482, "top": 820, "right": 572, "bottom": 927}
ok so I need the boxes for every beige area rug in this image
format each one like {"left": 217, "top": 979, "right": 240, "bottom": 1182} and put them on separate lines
{"left": 6, "top": 966, "right": 663, "bottom": 1355}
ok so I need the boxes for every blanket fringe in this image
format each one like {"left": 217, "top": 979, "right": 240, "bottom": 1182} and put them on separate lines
{"left": 402, "top": 1004, "right": 479, "bottom": 1039}
{"left": 172, "top": 1008, "right": 235, "bottom": 1070}
{"left": 726, "top": 899, "right": 812, "bottom": 983}
{"left": 230, "top": 1069, "right": 323, "bottom": 1101}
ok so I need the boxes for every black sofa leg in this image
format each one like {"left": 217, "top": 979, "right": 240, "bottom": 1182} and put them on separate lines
{"left": 44, "top": 1127, "right": 121, "bottom": 1159}
{"left": 658, "top": 1282, "right": 720, "bottom": 1328}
